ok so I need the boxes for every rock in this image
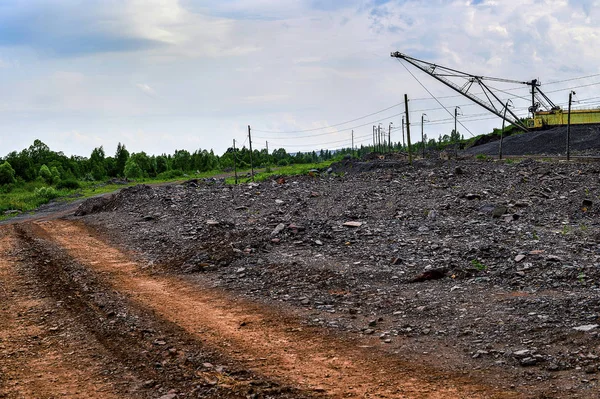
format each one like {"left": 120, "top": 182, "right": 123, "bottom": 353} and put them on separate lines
{"left": 206, "top": 220, "right": 219, "bottom": 226}
{"left": 158, "top": 394, "right": 178, "bottom": 399}
{"left": 514, "top": 254, "right": 526, "bottom": 262}
{"left": 492, "top": 206, "right": 508, "bottom": 218}
{"left": 275, "top": 199, "right": 284, "bottom": 204}
{"left": 271, "top": 223, "right": 285, "bottom": 236}
{"left": 520, "top": 357, "right": 538, "bottom": 366}
{"left": 454, "top": 166, "right": 464, "bottom": 175}
{"left": 409, "top": 268, "right": 446, "bottom": 283}
{"left": 585, "top": 365, "right": 598, "bottom": 374}
{"left": 143, "top": 215, "right": 155, "bottom": 221}
{"left": 466, "top": 193, "right": 481, "bottom": 200}
{"left": 582, "top": 199, "right": 593, "bottom": 211}
{"left": 314, "top": 240, "right": 323, "bottom": 246}
{"left": 343, "top": 221, "right": 362, "bottom": 228}
{"left": 368, "top": 319, "right": 377, "bottom": 327}
{"left": 427, "top": 210, "right": 438, "bottom": 219}
{"left": 573, "top": 324, "right": 599, "bottom": 332}
{"left": 513, "top": 349, "right": 531, "bottom": 358}
{"left": 514, "top": 200, "right": 531, "bottom": 207}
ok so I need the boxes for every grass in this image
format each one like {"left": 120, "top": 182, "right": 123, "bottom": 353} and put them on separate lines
{"left": 224, "top": 161, "right": 335, "bottom": 184}
{"left": 0, "top": 162, "right": 337, "bottom": 221}
{"left": 470, "top": 259, "right": 487, "bottom": 271}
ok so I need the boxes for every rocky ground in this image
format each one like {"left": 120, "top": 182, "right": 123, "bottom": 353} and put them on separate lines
{"left": 73, "top": 157, "right": 600, "bottom": 398}
{"left": 465, "top": 125, "right": 600, "bottom": 156}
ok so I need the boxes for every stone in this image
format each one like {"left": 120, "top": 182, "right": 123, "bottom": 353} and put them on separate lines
{"left": 466, "top": 193, "right": 481, "bottom": 200}
{"left": 513, "top": 349, "right": 530, "bottom": 358}
{"left": 343, "top": 221, "right": 362, "bottom": 228}
{"left": 573, "top": 324, "right": 599, "bottom": 332}
{"left": 492, "top": 206, "right": 508, "bottom": 218}
{"left": 271, "top": 223, "right": 285, "bottom": 236}
{"left": 520, "top": 357, "right": 537, "bottom": 366}
{"left": 514, "top": 254, "right": 526, "bottom": 262}
{"left": 206, "top": 220, "right": 219, "bottom": 226}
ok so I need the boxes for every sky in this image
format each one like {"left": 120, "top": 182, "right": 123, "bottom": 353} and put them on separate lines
{"left": 1, "top": 0, "right": 599, "bottom": 158}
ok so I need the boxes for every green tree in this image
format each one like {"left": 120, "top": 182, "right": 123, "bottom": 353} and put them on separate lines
{"left": 124, "top": 158, "right": 143, "bottom": 179}
{"left": 115, "top": 143, "right": 129, "bottom": 177}
{"left": 89, "top": 147, "right": 107, "bottom": 180}
{"left": 0, "top": 161, "right": 16, "bottom": 185}
{"left": 50, "top": 166, "right": 61, "bottom": 184}
{"left": 39, "top": 164, "right": 53, "bottom": 184}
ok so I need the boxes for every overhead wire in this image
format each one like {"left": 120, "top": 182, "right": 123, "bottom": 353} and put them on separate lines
{"left": 396, "top": 59, "right": 477, "bottom": 137}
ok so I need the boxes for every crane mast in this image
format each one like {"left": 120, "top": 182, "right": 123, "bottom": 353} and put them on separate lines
{"left": 391, "top": 52, "right": 560, "bottom": 132}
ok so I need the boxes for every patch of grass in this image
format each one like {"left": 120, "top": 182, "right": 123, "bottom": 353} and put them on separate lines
{"left": 225, "top": 161, "right": 334, "bottom": 184}
{"left": 475, "top": 154, "right": 488, "bottom": 160}
{"left": 470, "top": 259, "right": 487, "bottom": 271}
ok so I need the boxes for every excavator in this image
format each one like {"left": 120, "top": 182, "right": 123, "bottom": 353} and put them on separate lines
{"left": 391, "top": 51, "right": 600, "bottom": 131}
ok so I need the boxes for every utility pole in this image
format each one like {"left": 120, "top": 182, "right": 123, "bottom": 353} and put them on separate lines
{"left": 265, "top": 140, "right": 269, "bottom": 170}
{"left": 233, "top": 139, "right": 238, "bottom": 184}
{"left": 454, "top": 106, "right": 461, "bottom": 159}
{"left": 373, "top": 125, "right": 376, "bottom": 152}
{"left": 421, "top": 113, "right": 427, "bottom": 159}
{"left": 351, "top": 130, "right": 354, "bottom": 157}
{"left": 377, "top": 124, "right": 381, "bottom": 153}
{"left": 248, "top": 125, "right": 254, "bottom": 181}
{"left": 567, "top": 91, "right": 575, "bottom": 161}
{"left": 402, "top": 116, "right": 406, "bottom": 150}
{"left": 404, "top": 94, "right": 412, "bottom": 165}
{"left": 388, "top": 122, "right": 393, "bottom": 153}
{"left": 499, "top": 99, "right": 512, "bottom": 160}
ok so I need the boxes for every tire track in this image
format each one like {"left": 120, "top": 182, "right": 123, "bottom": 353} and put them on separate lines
{"left": 38, "top": 219, "right": 516, "bottom": 399}
{"left": 0, "top": 226, "right": 122, "bottom": 399}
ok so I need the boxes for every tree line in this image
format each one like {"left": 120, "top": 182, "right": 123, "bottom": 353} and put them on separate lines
{"left": 0, "top": 139, "right": 354, "bottom": 188}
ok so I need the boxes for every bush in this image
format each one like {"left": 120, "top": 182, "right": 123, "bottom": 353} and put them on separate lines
{"left": 56, "top": 179, "right": 81, "bottom": 190}
{"left": 39, "top": 164, "right": 53, "bottom": 184}
{"left": 35, "top": 186, "right": 59, "bottom": 201}
{"left": 124, "top": 159, "right": 143, "bottom": 179}
{"left": 157, "top": 169, "right": 184, "bottom": 180}
{"left": 0, "top": 161, "right": 16, "bottom": 185}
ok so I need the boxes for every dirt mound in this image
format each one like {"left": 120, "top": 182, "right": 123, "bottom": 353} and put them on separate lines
{"left": 75, "top": 185, "right": 155, "bottom": 216}
{"left": 467, "top": 124, "right": 600, "bottom": 156}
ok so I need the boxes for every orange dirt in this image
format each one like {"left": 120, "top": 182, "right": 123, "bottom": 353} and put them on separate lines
{"left": 35, "top": 219, "right": 516, "bottom": 399}
{"left": 0, "top": 228, "right": 122, "bottom": 399}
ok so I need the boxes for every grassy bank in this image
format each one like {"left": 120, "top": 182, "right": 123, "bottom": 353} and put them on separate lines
{"left": 0, "top": 161, "right": 335, "bottom": 221}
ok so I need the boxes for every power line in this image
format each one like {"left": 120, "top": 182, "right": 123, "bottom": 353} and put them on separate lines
{"left": 396, "top": 59, "right": 477, "bottom": 137}
{"left": 253, "top": 101, "right": 404, "bottom": 134}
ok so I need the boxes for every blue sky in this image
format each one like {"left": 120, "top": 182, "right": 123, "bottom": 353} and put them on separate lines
{"left": 1, "top": 0, "right": 599, "bottom": 157}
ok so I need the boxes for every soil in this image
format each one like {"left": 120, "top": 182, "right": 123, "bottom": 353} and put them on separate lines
{"left": 3, "top": 157, "right": 600, "bottom": 398}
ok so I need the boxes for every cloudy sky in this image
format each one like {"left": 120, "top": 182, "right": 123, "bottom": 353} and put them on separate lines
{"left": 1, "top": 0, "right": 599, "bottom": 158}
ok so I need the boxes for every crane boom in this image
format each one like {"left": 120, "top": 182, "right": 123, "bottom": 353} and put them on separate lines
{"left": 391, "top": 51, "right": 540, "bottom": 132}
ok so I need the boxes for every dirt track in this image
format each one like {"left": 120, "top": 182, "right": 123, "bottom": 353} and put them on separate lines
{"left": 0, "top": 218, "right": 516, "bottom": 398}
{"left": 4, "top": 158, "right": 600, "bottom": 398}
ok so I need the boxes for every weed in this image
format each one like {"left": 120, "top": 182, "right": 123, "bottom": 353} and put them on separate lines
{"left": 532, "top": 230, "right": 539, "bottom": 240}
{"left": 476, "top": 154, "right": 487, "bottom": 160}
{"left": 470, "top": 259, "right": 487, "bottom": 271}
{"left": 561, "top": 225, "right": 571, "bottom": 236}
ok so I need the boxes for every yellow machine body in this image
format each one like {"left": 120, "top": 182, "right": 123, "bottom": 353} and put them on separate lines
{"left": 528, "top": 109, "right": 600, "bottom": 129}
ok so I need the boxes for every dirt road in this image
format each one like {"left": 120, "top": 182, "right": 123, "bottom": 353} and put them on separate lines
{"left": 0, "top": 218, "right": 517, "bottom": 398}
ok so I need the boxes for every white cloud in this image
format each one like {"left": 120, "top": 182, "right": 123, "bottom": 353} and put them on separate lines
{"left": 136, "top": 83, "right": 156, "bottom": 96}
{"left": 1, "top": 0, "right": 600, "bottom": 156}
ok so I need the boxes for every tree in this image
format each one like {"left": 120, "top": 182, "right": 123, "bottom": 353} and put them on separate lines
{"left": 115, "top": 143, "right": 129, "bottom": 177}
{"left": 0, "top": 161, "right": 16, "bottom": 185}
{"left": 39, "top": 164, "right": 53, "bottom": 184}
{"left": 124, "top": 158, "right": 143, "bottom": 179}
{"left": 89, "top": 146, "right": 107, "bottom": 180}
